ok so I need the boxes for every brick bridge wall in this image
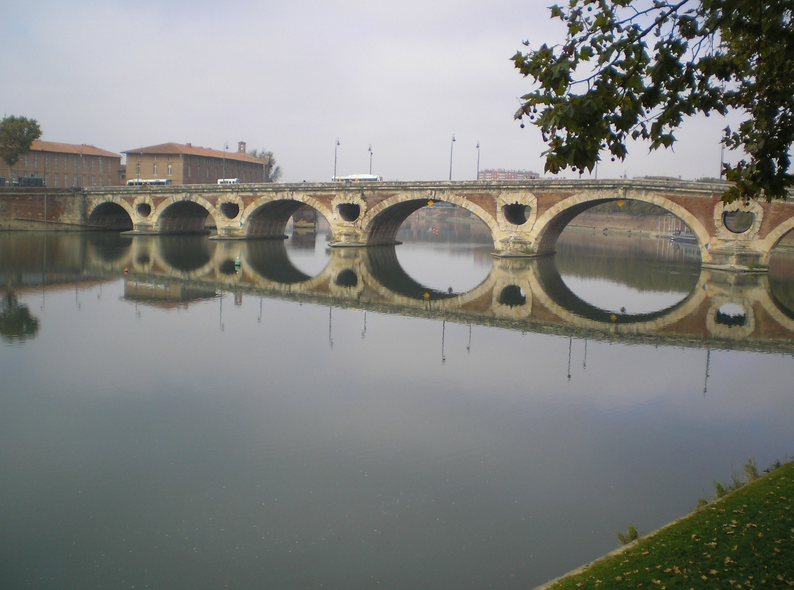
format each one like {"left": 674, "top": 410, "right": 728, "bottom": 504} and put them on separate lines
{"left": 0, "top": 188, "right": 86, "bottom": 230}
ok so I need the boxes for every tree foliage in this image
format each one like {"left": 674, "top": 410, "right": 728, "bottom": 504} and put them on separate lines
{"left": 0, "top": 115, "right": 42, "bottom": 177}
{"left": 512, "top": 0, "right": 794, "bottom": 201}
{"left": 247, "top": 149, "right": 283, "bottom": 182}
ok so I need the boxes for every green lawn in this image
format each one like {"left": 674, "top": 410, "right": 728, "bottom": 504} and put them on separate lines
{"left": 541, "top": 461, "right": 794, "bottom": 589}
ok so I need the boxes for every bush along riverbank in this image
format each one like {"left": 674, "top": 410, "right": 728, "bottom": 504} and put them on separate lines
{"left": 538, "top": 460, "right": 794, "bottom": 589}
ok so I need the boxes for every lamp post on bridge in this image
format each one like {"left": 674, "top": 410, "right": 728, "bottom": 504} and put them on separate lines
{"left": 223, "top": 143, "right": 228, "bottom": 180}
{"left": 333, "top": 138, "right": 340, "bottom": 181}
{"left": 368, "top": 144, "right": 373, "bottom": 175}
{"left": 449, "top": 134, "right": 456, "bottom": 181}
{"left": 476, "top": 141, "right": 480, "bottom": 180}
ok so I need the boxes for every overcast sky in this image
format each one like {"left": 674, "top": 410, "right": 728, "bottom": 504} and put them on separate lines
{"left": 2, "top": 0, "right": 742, "bottom": 183}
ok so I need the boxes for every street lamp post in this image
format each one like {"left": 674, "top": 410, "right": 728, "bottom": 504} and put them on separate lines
{"left": 223, "top": 143, "right": 228, "bottom": 180}
{"left": 449, "top": 134, "right": 456, "bottom": 181}
{"left": 476, "top": 141, "right": 480, "bottom": 180}
{"left": 333, "top": 139, "right": 340, "bottom": 181}
{"left": 368, "top": 144, "right": 373, "bottom": 175}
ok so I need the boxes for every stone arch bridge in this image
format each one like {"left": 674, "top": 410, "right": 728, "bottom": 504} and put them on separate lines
{"left": 85, "top": 179, "right": 794, "bottom": 270}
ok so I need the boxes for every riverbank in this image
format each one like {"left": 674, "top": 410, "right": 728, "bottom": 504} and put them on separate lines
{"left": 535, "top": 460, "right": 794, "bottom": 589}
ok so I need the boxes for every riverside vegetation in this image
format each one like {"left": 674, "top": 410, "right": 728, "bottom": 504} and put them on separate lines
{"left": 542, "top": 459, "right": 794, "bottom": 589}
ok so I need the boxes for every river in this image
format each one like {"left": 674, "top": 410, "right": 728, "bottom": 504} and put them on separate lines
{"left": 1, "top": 213, "right": 793, "bottom": 589}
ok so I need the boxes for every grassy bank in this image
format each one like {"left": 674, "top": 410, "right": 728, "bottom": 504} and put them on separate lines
{"left": 539, "top": 461, "right": 794, "bottom": 589}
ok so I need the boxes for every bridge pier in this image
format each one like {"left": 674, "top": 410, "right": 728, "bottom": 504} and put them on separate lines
{"left": 704, "top": 245, "right": 766, "bottom": 272}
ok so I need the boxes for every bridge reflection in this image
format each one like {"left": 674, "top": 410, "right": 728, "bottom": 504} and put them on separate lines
{"left": 97, "top": 235, "right": 794, "bottom": 353}
{"left": 4, "top": 232, "right": 793, "bottom": 351}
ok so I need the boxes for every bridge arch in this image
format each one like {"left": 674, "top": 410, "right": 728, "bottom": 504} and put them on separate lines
{"left": 759, "top": 217, "right": 794, "bottom": 265}
{"left": 152, "top": 195, "right": 219, "bottom": 234}
{"left": 530, "top": 190, "right": 712, "bottom": 261}
{"left": 362, "top": 193, "right": 499, "bottom": 246}
{"left": 87, "top": 199, "right": 135, "bottom": 230}
{"left": 241, "top": 194, "right": 333, "bottom": 239}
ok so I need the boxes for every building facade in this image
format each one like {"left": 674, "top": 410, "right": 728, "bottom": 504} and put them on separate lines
{"left": 122, "top": 142, "right": 264, "bottom": 185}
{"left": 478, "top": 169, "right": 540, "bottom": 180}
{"left": 4, "top": 141, "right": 123, "bottom": 188}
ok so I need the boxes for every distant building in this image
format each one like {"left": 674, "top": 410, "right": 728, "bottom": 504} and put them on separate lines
{"left": 9, "top": 140, "right": 123, "bottom": 188}
{"left": 478, "top": 169, "right": 540, "bottom": 181}
{"left": 122, "top": 141, "right": 264, "bottom": 185}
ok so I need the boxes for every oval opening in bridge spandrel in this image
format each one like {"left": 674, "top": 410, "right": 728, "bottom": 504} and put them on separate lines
{"left": 220, "top": 202, "right": 240, "bottom": 220}
{"left": 497, "top": 285, "right": 527, "bottom": 307}
{"left": 337, "top": 203, "right": 361, "bottom": 222}
{"left": 502, "top": 203, "right": 531, "bottom": 226}
{"left": 723, "top": 210, "right": 754, "bottom": 234}
{"left": 335, "top": 269, "right": 359, "bottom": 288}
{"left": 715, "top": 303, "right": 747, "bottom": 327}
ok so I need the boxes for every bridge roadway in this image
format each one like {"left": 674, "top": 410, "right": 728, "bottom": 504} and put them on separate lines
{"left": 85, "top": 237, "right": 794, "bottom": 354}
{"left": 85, "top": 179, "right": 794, "bottom": 272}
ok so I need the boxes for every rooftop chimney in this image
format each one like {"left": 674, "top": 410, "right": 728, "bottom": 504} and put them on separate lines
{"left": 238, "top": 141, "right": 246, "bottom": 153}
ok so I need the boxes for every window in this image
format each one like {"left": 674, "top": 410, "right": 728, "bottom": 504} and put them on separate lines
{"left": 136, "top": 163, "right": 140, "bottom": 175}
{"left": 73, "top": 157, "right": 78, "bottom": 171}
{"left": 99, "top": 158, "right": 104, "bottom": 173}
{"left": 82, "top": 157, "right": 86, "bottom": 171}
{"left": 100, "top": 175, "right": 104, "bottom": 186}
{"left": 91, "top": 175, "right": 96, "bottom": 186}
{"left": 54, "top": 174, "right": 59, "bottom": 187}
{"left": 188, "top": 165, "right": 192, "bottom": 177}
{"left": 24, "top": 155, "right": 28, "bottom": 167}
{"left": 54, "top": 155, "right": 59, "bottom": 169}
{"left": 153, "top": 163, "right": 158, "bottom": 175}
{"left": 91, "top": 159, "right": 95, "bottom": 172}
{"left": 168, "top": 164, "right": 172, "bottom": 176}
{"left": 34, "top": 154, "right": 39, "bottom": 167}
{"left": 82, "top": 174, "right": 87, "bottom": 186}
{"left": 197, "top": 166, "right": 201, "bottom": 178}
{"left": 45, "top": 154, "right": 49, "bottom": 168}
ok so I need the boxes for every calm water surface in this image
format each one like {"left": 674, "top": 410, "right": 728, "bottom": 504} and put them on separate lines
{"left": 1, "top": 218, "right": 793, "bottom": 590}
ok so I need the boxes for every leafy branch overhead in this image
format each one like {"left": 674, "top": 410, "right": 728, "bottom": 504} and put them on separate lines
{"left": 512, "top": 0, "right": 794, "bottom": 201}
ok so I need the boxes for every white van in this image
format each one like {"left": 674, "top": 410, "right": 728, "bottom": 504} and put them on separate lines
{"left": 218, "top": 178, "right": 240, "bottom": 185}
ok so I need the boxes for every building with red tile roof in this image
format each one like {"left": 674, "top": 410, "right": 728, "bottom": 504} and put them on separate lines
{"left": 6, "top": 140, "right": 123, "bottom": 188}
{"left": 122, "top": 141, "right": 265, "bottom": 185}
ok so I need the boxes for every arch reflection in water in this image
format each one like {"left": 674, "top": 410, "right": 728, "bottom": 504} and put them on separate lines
{"left": 551, "top": 233, "right": 702, "bottom": 322}
{"left": 102, "top": 238, "right": 794, "bottom": 352}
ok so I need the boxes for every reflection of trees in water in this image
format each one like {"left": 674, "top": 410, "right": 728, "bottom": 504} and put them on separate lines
{"left": 0, "top": 291, "right": 40, "bottom": 343}
{"left": 555, "top": 233, "right": 700, "bottom": 293}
